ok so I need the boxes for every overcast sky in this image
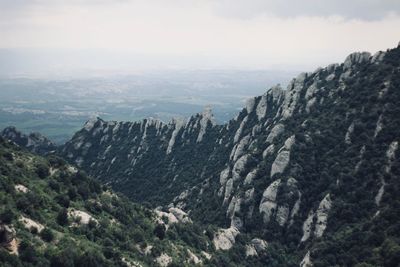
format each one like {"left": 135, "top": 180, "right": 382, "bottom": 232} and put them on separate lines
{"left": 0, "top": 0, "right": 399, "bottom": 76}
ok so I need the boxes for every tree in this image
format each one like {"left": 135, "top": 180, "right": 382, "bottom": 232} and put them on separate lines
{"left": 35, "top": 163, "right": 50, "bottom": 179}
{"left": 40, "top": 228, "right": 54, "bottom": 242}
{"left": 153, "top": 224, "right": 166, "bottom": 240}
{"left": 57, "top": 208, "right": 69, "bottom": 226}
{"left": 0, "top": 208, "right": 15, "bottom": 224}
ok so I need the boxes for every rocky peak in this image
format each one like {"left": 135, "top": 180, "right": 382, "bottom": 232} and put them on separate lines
{"left": 54, "top": 44, "right": 400, "bottom": 267}
{"left": 1, "top": 126, "right": 56, "bottom": 155}
{"left": 343, "top": 51, "right": 371, "bottom": 69}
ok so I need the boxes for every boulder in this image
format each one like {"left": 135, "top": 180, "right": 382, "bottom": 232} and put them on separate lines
{"left": 155, "top": 253, "right": 172, "bottom": 267}
{"left": 259, "top": 179, "right": 281, "bottom": 223}
{"left": 300, "top": 251, "right": 313, "bottom": 267}
{"left": 266, "top": 124, "right": 285, "bottom": 143}
{"left": 213, "top": 227, "right": 239, "bottom": 250}
{"left": 314, "top": 194, "right": 332, "bottom": 238}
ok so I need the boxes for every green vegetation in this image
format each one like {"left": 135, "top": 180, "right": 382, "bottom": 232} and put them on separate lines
{"left": 0, "top": 137, "right": 227, "bottom": 266}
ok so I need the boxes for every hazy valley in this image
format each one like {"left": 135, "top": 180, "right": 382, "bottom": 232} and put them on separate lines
{"left": 0, "top": 70, "right": 295, "bottom": 143}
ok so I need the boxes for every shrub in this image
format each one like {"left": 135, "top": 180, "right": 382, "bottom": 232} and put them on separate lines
{"left": 30, "top": 226, "right": 38, "bottom": 234}
{"left": 0, "top": 208, "right": 15, "bottom": 224}
{"left": 153, "top": 224, "right": 166, "bottom": 240}
{"left": 55, "top": 195, "right": 70, "bottom": 208}
{"left": 57, "top": 208, "right": 69, "bottom": 226}
{"left": 40, "top": 228, "right": 54, "bottom": 242}
{"left": 3, "top": 152, "right": 14, "bottom": 161}
{"left": 35, "top": 163, "right": 50, "bottom": 179}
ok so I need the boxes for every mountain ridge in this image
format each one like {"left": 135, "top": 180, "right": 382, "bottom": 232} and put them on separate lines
{"left": 2, "top": 44, "right": 400, "bottom": 266}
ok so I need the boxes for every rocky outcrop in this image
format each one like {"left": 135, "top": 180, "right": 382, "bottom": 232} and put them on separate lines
{"left": 19, "top": 216, "right": 44, "bottom": 233}
{"left": 376, "top": 141, "right": 398, "bottom": 206}
{"left": 186, "top": 249, "right": 202, "bottom": 265}
{"left": 1, "top": 126, "right": 56, "bottom": 155}
{"left": 196, "top": 106, "right": 216, "bottom": 143}
{"left": 343, "top": 52, "right": 371, "bottom": 69}
{"left": 166, "top": 119, "right": 184, "bottom": 154}
{"left": 68, "top": 209, "right": 98, "bottom": 225}
{"left": 53, "top": 44, "right": 400, "bottom": 267}
{"left": 314, "top": 194, "right": 332, "bottom": 238}
{"left": 213, "top": 227, "right": 239, "bottom": 250}
{"left": 245, "top": 238, "right": 268, "bottom": 257}
{"left": 232, "top": 154, "right": 251, "bottom": 181}
{"left": 270, "top": 135, "right": 295, "bottom": 177}
{"left": 155, "top": 207, "right": 192, "bottom": 227}
{"left": 300, "top": 194, "right": 332, "bottom": 242}
{"left": 300, "top": 211, "right": 315, "bottom": 243}
{"left": 259, "top": 179, "right": 281, "bottom": 223}
{"left": 266, "top": 124, "right": 285, "bottom": 143}
{"left": 300, "top": 251, "right": 313, "bottom": 267}
{"left": 374, "top": 115, "right": 384, "bottom": 138}
{"left": 244, "top": 169, "right": 257, "bottom": 185}
{"left": 344, "top": 122, "right": 354, "bottom": 144}
{"left": 0, "top": 224, "right": 18, "bottom": 255}
{"left": 14, "top": 184, "right": 29, "bottom": 193}
{"left": 263, "top": 144, "right": 275, "bottom": 158}
{"left": 169, "top": 208, "right": 192, "bottom": 224}
{"left": 155, "top": 253, "right": 172, "bottom": 267}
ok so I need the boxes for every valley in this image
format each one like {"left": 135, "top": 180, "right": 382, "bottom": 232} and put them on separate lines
{"left": 1, "top": 45, "right": 400, "bottom": 266}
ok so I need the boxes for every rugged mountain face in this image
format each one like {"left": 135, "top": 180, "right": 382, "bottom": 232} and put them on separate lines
{"left": 59, "top": 44, "right": 400, "bottom": 266}
{"left": 1, "top": 126, "right": 56, "bottom": 155}
{"left": 2, "top": 44, "right": 400, "bottom": 266}
{"left": 1, "top": 136, "right": 253, "bottom": 267}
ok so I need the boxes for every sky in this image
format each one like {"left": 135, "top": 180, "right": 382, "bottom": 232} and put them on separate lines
{"left": 0, "top": 0, "right": 399, "bottom": 76}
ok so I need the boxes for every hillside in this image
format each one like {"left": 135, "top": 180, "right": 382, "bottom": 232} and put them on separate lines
{"left": 58, "top": 44, "right": 400, "bottom": 266}
{"left": 2, "top": 44, "right": 400, "bottom": 266}
{"left": 1, "top": 136, "right": 250, "bottom": 267}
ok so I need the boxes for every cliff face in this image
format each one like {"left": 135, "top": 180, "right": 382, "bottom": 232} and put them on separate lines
{"left": 3, "top": 45, "right": 400, "bottom": 266}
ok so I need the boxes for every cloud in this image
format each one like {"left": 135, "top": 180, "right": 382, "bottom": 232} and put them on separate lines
{"left": 2, "top": 0, "right": 399, "bottom": 20}
{"left": 0, "top": 0, "right": 399, "bottom": 74}
{"left": 212, "top": 0, "right": 400, "bottom": 20}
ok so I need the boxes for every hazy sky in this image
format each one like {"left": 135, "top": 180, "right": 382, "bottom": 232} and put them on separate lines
{"left": 1, "top": 0, "right": 400, "bottom": 75}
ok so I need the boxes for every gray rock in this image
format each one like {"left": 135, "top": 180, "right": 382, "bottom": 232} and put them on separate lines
{"left": 244, "top": 169, "right": 257, "bottom": 185}
{"left": 271, "top": 150, "right": 290, "bottom": 177}
{"left": 266, "top": 124, "right": 285, "bottom": 143}
{"left": 245, "top": 98, "right": 256, "bottom": 114}
{"left": 256, "top": 95, "right": 268, "bottom": 120}
{"left": 343, "top": 52, "right": 371, "bottom": 69}
{"left": 345, "top": 122, "right": 354, "bottom": 144}
{"left": 232, "top": 154, "right": 251, "bottom": 182}
{"left": 371, "top": 51, "right": 386, "bottom": 64}
{"left": 259, "top": 179, "right": 281, "bottom": 223}
{"left": 314, "top": 194, "right": 332, "bottom": 238}
{"left": 300, "top": 251, "right": 313, "bottom": 267}
{"left": 223, "top": 179, "right": 234, "bottom": 204}
{"left": 276, "top": 205, "right": 290, "bottom": 226}
{"left": 166, "top": 119, "right": 185, "bottom": 154}
{"left": 300, "top": 211, "right": 315, "bottom": 242}
{"left": 373, "top": 115, "right": 383, "bottom": 139}
{"left": 232, "top": 135, "right": 251, "bottom": 161}
{"left": 213, "top": 227, "right": 239, "bottom": 250}
{"left": 196, "top": 106, "right": 216, "bottom": 143}
{"left": 219, "top": 167, "right": 230, "bottom": 186}
{"left": 234, "top": 116, "right": 248, "bottom": 143}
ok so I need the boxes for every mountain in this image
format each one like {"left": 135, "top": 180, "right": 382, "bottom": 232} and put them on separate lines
{"left": 1, "top": 126, "right": 57, "bottom": 155}
{"left": 2, "top": 44, "right": 400, "bottom": 266}
{"left": 1, "top": 136, "right": 259, "bottom": 267}
{"left": 58, "top": 44, "right": 400, "bottom": 266}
